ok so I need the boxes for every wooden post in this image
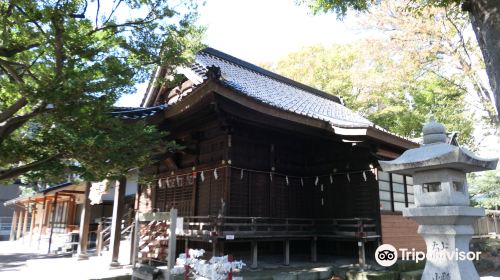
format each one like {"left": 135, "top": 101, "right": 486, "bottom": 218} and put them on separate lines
{"left": 131, "top": 211, "right": 140, "bottom": 267}
{"left": 66, "top": 196, "right": 75, "bottom": 229}
{"left": 96, "top": 221, "right": 103, "bottom": 256}
{"left": 251, "top": 241, "right": 258, "bottom": 269}
{"left": 9, "top": 209, "right": 18, "bottom": 241}
{"left": 212, "top": 240, "right": 217, "bottom": 258}
{"left": 22, "top": 207, "right": 29, "bottom": 239}
{"left": 130, "top": 182, "right": 140, "bottom": 265}
{"left": 110, "top": 177, "right": 127, "bottom": 267}
{"left": 494, "top": 206, "right": 498, "bottom": 234}
{"left": 16, "top": 208, "right": 24, "bottom": 240}
{"left": 311, "top": 237, "right": 317, "bottom": 262}
{"left": 284, "top": 240, "right": 290, "bottom": 266}
{"left": 358, "top": 240, "right": 366, "bottom": 271}
{"left": 37, "top": 197, "right": 47, "bottom": 251}
{"left": 77, "top": 182, "right": 92, "bottom": 260}
{"left": 48, "top": 193, "right": 59, "bottom": 254}
{"left": 168, "top": 208, "right": 177, "bottom": 270}
{"left": 29, "top": 208, "right": 36, "bottom": 245}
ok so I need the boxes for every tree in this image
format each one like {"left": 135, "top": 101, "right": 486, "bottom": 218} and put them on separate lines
{"left": 264, "top": 43, "right": 474, "bottom": 145}
{"left": 359, "top": 2, "right": 498, "bottom": 139}
{"left": 469, "top": 167, "right": 500, "bottom": 209}
{"left": 0, "top": 1, "right": 204, "bottom": 183}
{"left": 297, "top": 0, "right": 500, "bottom": 124}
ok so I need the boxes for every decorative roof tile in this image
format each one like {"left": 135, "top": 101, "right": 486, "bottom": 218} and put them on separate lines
{"left": 190, "top": 48, "right": 373, "bottom": 128}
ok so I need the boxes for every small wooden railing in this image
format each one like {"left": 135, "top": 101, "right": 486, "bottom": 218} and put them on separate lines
{"left": 96, "top": 214, "right": 134, "bottom": 255}
{"left": 179, "top": 216, "right": 378, "bottom": 240}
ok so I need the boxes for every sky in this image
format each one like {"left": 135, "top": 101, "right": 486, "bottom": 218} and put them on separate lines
{"left": 115, "top": 0, "right": 359, "bottom": 107}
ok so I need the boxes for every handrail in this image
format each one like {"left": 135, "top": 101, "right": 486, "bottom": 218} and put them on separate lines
{"left": 96, "top": 216, "right": 135, "bottom": 256}
{"left": 179, "top": 216, "right": 378, "bottom": 240}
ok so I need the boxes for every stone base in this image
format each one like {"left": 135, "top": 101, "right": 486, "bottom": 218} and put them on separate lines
{"left": 77, "top": 253, "right": 89, "bottom": 260}
{"left": 403, "top": 207, "right": 484, "bottom": 280}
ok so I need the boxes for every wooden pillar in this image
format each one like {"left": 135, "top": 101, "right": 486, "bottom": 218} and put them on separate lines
{"left": 66, "top": 196, "right": 75, "bottom": 229}
{"left": 9, "top": 209, "right": 18, "bottom": 241}
{"left": 48, "top": 193, "right": 59, "bottom": 254}
{"left": 212, "top": 240, "right": 217, "bottom": 257}
{"left": 130, "top": 183, "right": 140, "bottom": 265}
{"left": 284, "top": 240, "right": 290, "bottom": 266}
{"left": 77, "top": 182, "right": 92, "bottom": 260}
{"left": 37, "top": 197, "right": 47, "bottom": 251}
{"left": 22, "top": 208, "right": 29, "bottom": 241}
{"left": 16, "top": 208, "right": 24, "bottom": 240}
{"left": 251, "top": 241, "right": 258, "bottom": 269}
{"left": 110, "top": 177, "right": 126, "bottom": 266}
{"left": 311, "top": 237, "right": 317, "bottom": 262}
{"left": 358, "top": 240, "right": 366, "bottom": 270}
{"left": 42, "top": 198, "right": 50, "bottom": 233}
{"left": 29, "top": 208, "right": 37, "bottom": 245}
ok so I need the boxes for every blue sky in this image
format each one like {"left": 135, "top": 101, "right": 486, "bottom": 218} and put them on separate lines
{"left": 116, "top": 0, "right": 359, "bottom": 107}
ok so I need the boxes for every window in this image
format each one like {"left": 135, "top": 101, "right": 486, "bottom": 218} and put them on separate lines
{"left": 423, "top": 182, "right": 441, "bottom": 192}
{"left": 378, "top": 171, "right": 415, "bottom": 212}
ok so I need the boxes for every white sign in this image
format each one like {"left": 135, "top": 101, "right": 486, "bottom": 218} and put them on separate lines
{"left": 226, "top": 235, "right": 235, "bottom": 240}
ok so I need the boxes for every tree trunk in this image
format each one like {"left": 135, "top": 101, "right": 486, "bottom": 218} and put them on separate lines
{"left": 469, "top": 0, "right": 500, "bottom": 118}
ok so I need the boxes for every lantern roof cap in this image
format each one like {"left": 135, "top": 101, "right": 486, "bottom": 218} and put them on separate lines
{"left": 379, "top": 119, "right": 498, "bottom": 175}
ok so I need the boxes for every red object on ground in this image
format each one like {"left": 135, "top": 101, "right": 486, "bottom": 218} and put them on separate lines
{"left": 228, "top": 254, "right": 233, "bottom": 280}
{"left": 184, "top": 248, "right": 190, "bottom": 280}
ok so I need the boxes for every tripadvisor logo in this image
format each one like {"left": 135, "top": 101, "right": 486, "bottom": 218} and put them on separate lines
{"left": 375, "top": 244, "right": 482, "bottom": 267}
{"left": 375, "top": 244, "right": 398, "bottom": 267}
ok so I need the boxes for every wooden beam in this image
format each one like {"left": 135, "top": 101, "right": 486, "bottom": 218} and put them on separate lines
{"left": 58, "top": 190, "right": 85, "bottom": 194}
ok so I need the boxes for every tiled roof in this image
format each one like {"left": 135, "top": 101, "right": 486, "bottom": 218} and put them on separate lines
{"left": 186, "top": 48, "right": 373, "bottom": 128}
{"left": 111, "top": 105, "right": 166, "bottom": 120}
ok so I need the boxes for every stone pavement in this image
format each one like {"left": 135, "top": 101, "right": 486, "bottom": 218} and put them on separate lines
{"left": 1, "top": 240, "right": 498, "bottom": 280}
{"left": 0, "top": 241, "right": 132, "bottom": 280}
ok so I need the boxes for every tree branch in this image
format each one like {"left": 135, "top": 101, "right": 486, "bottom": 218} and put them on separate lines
{"left": 0, "top": 154, "right": 61, "bottom": 181}
{"left": 0, "top": 97, "right": 28, "bottom": 123}
{"left": 0, "top": 43, "right": 40, "bottom": 57}
{"left": 51, "top": 16, "right": 64, "bottom": 80}
{"left": 89, "top": 16, "right": 155, "bottom": 36}
{"left": 0, "top": 103, "right": 48, "bottom": 140}
{"left": 0, "top": 58, "right": 24, "bottom": 83}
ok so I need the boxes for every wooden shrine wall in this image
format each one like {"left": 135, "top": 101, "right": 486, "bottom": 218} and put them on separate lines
{"left": 154, "top": 115, "right": 230, "bottom": 217}
{"left": 228, "top": 121, "right": 381, "bottom": 220}
{"left": 151, "top": 106, "right": 381, "bottom": 221}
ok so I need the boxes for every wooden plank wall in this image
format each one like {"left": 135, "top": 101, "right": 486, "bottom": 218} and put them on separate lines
{"left": 153, "top": 113, "right": 381, "bottom": 221}
{"left": 154, "top": 116, "right": 230, "bottom": 217}
{"left": 228, "top": 121, "right": 380, "bottom": 220}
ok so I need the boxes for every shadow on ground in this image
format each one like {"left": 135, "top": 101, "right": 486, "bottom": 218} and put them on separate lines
{"left": 0, "top": 252, "right": 72, "bottom": 272}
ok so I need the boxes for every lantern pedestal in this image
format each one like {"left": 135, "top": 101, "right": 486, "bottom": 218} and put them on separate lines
{"left": 403, "top": 206, "right": 484, "bottom": 280}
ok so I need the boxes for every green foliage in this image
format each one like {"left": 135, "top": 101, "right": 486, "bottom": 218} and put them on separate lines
{"left": 298, "top": 0, "right": 461, "bottom": 18}
{"left": 0, "top": 0, "right": 205, "bottom": 183}
{"left": 264, "top": 43, "right": 474, "bottom": 145}
{"left": 469, "top": 166, "right": 500, "bottom": 209}
{"left": 296, "top": 0, "right": 373, "bottom": 18}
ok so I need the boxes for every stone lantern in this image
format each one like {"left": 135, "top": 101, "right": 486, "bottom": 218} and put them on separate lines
{"left": 379, "top": 118, "right": 498, "bottom": 280}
